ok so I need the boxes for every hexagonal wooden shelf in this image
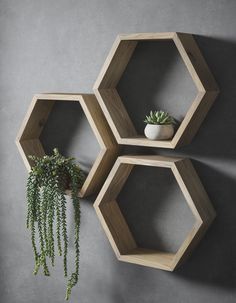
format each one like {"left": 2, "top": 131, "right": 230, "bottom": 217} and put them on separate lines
{"left": 16, "top": 93, "right": 119, "bottom": 198}
{"left": 94, "top": 155, "right": 216, "bottom": 271}
{"left": 94, "top": 32, "right": 219, "bottom": 148}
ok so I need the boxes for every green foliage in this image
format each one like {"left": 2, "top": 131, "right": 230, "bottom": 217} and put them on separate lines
{"left": 144, "top": 110, "right": 176, "bottom": 125}
{"left": 26, "top": 148, "right": 85, "bottom": 300}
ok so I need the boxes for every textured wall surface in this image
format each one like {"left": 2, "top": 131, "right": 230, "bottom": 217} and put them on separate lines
{"left": 1, "top": 0, "right": 236, "bottom": 302}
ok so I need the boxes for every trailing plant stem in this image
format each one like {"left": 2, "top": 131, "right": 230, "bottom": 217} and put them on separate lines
{"left": 26, "top": 148, "right": 84, "bottom": 300}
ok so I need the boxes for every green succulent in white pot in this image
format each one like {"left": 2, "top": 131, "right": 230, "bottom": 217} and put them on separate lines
{"left": 144, "top": 110, "right": 176, "bottom": 140}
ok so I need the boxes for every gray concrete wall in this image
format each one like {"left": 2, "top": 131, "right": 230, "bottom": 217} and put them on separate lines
{"left": 1, "top": 0, "right": 236, "bottom": 302}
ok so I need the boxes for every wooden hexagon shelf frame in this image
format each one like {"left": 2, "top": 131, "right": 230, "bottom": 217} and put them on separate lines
{"left": 94, "top": 32, "right": 219, "bottom": 148}
{"left": 16, "top": 93, "right": 119, "bottom": 198}
{"left": 94, "top": 155, "right": 216, "bottom": 271}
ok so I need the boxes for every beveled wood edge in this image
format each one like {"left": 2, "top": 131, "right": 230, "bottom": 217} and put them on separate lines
{"left": 173, "top": 33, "right": 219, "bottom": 92}
{"left": 117, "top": 154, "right": 182, "bottom": 166}
{"left": 119, "top": 248, "right": 175, "bottom": 271}
{"left": 118, "top": 32, "right": 176, "bottom": 40}
{"left": 118, "top": 136, "right": 175, "bottom": 148}
{"left": 79, "top": 147, "right": 119, "bottom": 198}
{"left": 93, "top": 88, "right": 125, "bottom": 142}
{"left": 93, "top": 36, "right": 124, "bottom": 89}
{"left": 16, "top": 95, "right": 39, "bottom": 142}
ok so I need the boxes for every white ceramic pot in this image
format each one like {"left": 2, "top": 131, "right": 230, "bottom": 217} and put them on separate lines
{"left": 144, "top": 124, "right": 174, "bottom": 140}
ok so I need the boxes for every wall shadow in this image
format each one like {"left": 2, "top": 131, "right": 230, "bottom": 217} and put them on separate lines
{"left": 170, "top": 35, "right": 236, "bottom": 160}
{"left": 117, "top": 36, "right": 236, "bottom": 290}
{"left": 174, "top": 160, "right": 236, "bottom": 289}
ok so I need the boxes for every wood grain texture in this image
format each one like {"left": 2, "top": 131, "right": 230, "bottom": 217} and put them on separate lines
{"left": 119, "top": 248, "right": 175, "bottom": 271}
{"left": 18, "top": 139, "right": 45, "bottom": 171}
{"left": 173, "top": 33, "right": 219, "bottom": 92}
{"left": 94, "top": 155, "right": 216, "bottom": 271}
{"left": 80, "top": 94, "right": 117, "bottom": 149}
{"left": 95, "top": 88, "right": 137, "bottom": 139}
{"left": 16, "top": 93, "right": 119, "bottom": 198}
{"left": 118, "top": 136, "right": 174, "bottom": 148}
{"left": 16, "top": 97, "right": 55, "bottom": 141}
{"left": 80, "top": 148, "right": 119, "bottom": 198}
{"left": 94, "top": 38, "right": 137, "bottom": 88}
{"left": 172, "top": 90, "right": 219, "bottom": 147}
{"left": 119, "top": 32, "right": 176, "bottom": 40}
{"left": 99, "top": 200, "right": 137, "bottom": 256}
{"left": 94, "top": 32, "right": 219, "bottom": 148}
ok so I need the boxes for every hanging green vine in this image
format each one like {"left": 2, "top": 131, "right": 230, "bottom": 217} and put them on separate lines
{"left": 26, "top": 148, "right": 85, "bottom": 300}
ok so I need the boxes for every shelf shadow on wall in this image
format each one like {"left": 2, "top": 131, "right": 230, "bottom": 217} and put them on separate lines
{"left": 158, "top": 36, "right": 236, "bottom": 289}
{"left": 119, "top": 36, "right": 236, "bottom": 291}
{"left": 168, "top": 35, "right": 236, "bottom": 160}
{"left": 174, "top": 159, "right": 236, "bottom": 288}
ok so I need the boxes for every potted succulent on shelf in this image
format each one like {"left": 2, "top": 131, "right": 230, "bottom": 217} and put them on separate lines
{"left": 144, "top": 110, "right": 176, "bottom": 140}
{"left": 26, "top": 148, "right": 85, "bottom": 300}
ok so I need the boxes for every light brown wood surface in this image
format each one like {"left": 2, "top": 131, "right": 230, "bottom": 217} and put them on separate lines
{"left": 94, "top": 155, "right": 216, "bottom": 271}
{"left": 16, "top": 93, "right": 119, "bottom": 198}
{"left": 94, "top": 32, "right": 219, "bottom": 148}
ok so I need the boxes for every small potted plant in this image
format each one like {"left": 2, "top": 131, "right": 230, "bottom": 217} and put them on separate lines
{"left": 144, "top": 110, "right": 176, "bottom": 140}
{"left": 26, "top": 148, "right": 85, "bottom": 300}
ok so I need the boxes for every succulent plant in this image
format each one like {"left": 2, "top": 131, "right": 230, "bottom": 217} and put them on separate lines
{"left": 144, "top": 110, "right": 176, "bottom": 125}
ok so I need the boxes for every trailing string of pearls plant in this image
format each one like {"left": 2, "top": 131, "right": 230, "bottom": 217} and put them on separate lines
{"left": 26, "top": 148, "right": 85, "bottom": 300}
